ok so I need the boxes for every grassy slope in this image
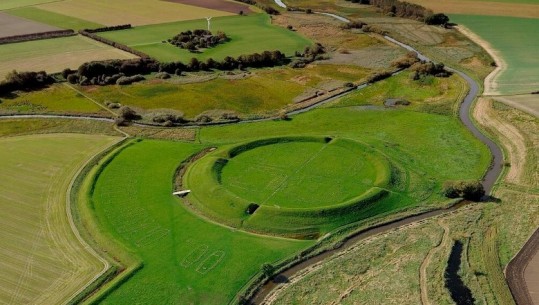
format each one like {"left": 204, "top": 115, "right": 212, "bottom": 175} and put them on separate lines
{"left": 89, "top": 140, "right": 311, "bottom": 305}
{"left": 0, "top": 134, "right": 118, "bottom": 305}
{"left": 98, "top": 14, "right": 312, "bottom": 62}
{"left": 0, "top": 118, "right": 119, "bottom": 137}
{"left": 6, "top": 7, "right": 103, "bottom": 30}
{"left": 450, "top": 14, "right": 539, "bottom": 95}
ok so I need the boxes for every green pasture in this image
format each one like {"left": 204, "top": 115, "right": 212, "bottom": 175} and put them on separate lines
{"left": 6, "top": 7, "right": 103, "bottom": 30}
{"left": 98, "top": 14, "right": 311, "bottom": 62}
{"left": 451, "top": 14, "right": 539, "bottom": 95}
{"left": 88, "top": 139, "right": 311, "bottom": 305}
{"left": 221, "top": 140, "right": 382, "bottom": 208}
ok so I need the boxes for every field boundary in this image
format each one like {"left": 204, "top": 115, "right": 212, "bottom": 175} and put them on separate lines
{"left": 455, "top": 25, "right": 505, "bottom": 96}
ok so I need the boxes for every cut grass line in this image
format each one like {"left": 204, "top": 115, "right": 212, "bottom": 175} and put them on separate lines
{"left": 420, "top": 221, "right": 449, "bottom": 305}
{"left": 62, "top": 83, "right": 114, "bottom": 116}
{"left": 261, "top": 143, "right": 328, "bottom": 205}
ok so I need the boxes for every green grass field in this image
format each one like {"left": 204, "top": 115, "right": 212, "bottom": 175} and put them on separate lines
{"left": 6, "top": 7, "right": 103, "bottom": 30}
{"left": 0, "top": 134, "right": 118, "bottom": 305}
{"left": 98, "top": 14, "right": 311, "bottom": 62}
{"left": 451, "top": 14, "right": 539, "bottom": 95}
{"left": 221, "top": 140, "right": 382, "bottom": 208}
{"left": 85, "top": 139, "right": 311, "bottom": 305}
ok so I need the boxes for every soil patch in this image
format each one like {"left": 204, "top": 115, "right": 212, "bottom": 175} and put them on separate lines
{"left": 164, "top": 0, "right": 252, "bottom": 14}
{"left": 0, "top": 11, "right": 60, "bottom": 38}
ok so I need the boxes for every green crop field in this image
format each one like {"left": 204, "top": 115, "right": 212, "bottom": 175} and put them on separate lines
{"left": 98, "top": 14, "right": 312, "bottom": 62}
{"left": 451, "top": 15, "right": 539, "bottom": 95}
{"left": 0, "top": 134, "right": 118, "bottom": 305}
{"left": 84, "top": 139, "right": 311, "bottom": 305}
{"left": 0, "top": 35, "right": 135, "bottom": 80}
{"left": 6, "top": 7, "right": 103, "bottom": 30}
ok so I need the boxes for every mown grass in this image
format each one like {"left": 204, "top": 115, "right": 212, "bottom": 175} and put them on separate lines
{"left": 221, "top": 140, "right": 382, "bottom": 208}
{"left": 0, "top": 134, "right": 118, "bottom": 305}
{"left": 6, "top": 7, "right": 103, "bottom": 30}
{"left": 451, "top": 14, "right": 539, "bottom": 95}
{"left": 86, "top": 139, "right": 311, "bottom": 305}
{"left": 98, "top": 14, "right": 311, "bottom": 62}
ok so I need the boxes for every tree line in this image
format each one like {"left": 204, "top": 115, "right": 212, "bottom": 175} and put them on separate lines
{"left": 233, "top": 0, "right": 280, "bottom": 15}
{"left": 0, "top": 71, "right": 54, "bottom": 96}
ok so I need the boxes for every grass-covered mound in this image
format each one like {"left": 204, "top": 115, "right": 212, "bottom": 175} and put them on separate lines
{"left": 183, "top": 136, "right": 394, "bottom": 238}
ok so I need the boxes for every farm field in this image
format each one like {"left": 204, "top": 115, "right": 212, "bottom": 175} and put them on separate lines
{"left": 0, "top": 118, "right": 120, "bottom": 137}
{"left": 36, "top": 0, "right": 234, "bottom": 26}
{"left": 98, "top": 14, "right": 311, "bottom": 62}
{"left": 165, "top": 0, "right": 255, "bottom": 14}
{"left": 451, "top": 14, "right": 539, "bottom": 95}
{"left": 84, "top": 140, "right": 311, "bottom": 305}
{"left": 0, "top": 0, "right": 56, "bottom": 10}
{"left": 5, "top": 7, "right": 103, "bottom": 30}
{"left": 403, "top": 0, "right": 539, "bottom": 18}
{"left": 0, "top": 134, "right": 118, "bottom": 305}
{"left": 0, "top": 35, "right": 136, "bottom": 79}
{"left": 79, "top": 64, "right": 371, "bottom": 119}
{"left": 0, "top": 11, "right": 60, "bottom": 38}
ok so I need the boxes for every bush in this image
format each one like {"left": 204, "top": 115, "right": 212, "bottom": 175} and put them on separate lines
{"left": 118, "top": 106, "right": 139, "bottom": 121}
{"left": 425, "top": 13, "right": 449, "bottom": 26}
{"left": 367, "top": 71, "right": 392, "bottom": 83}
{"left": 391, "top": 52, "right": 420, "bottom": 69}
{"left": 116, "top": 74, "right": 145, "bottom": 85}
{"left": 155, "top": 72, "right": 171, "bottom": 79}
{"left": 66, "top": 74, "right": 79, "bottom": 84}
{"left": 442, "top": 180, "right": 485, "bottom": 201}
{"left": 261, "top": 263, "right": 275, "bottom": 278}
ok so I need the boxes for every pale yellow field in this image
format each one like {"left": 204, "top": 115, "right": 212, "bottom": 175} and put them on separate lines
{"left": 404, "top": 0, "right": 539, "bottom": 18}
{"left": 0, "top": 35, "right": 136, "bottom": 80}
{"left": 37, "top": 0, "right": 233, "bottom": 26}
{"left": 0, "top": 134, "right": 118, "bottom": 305}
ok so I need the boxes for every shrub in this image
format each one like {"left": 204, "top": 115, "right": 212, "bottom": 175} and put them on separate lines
{"left": 442, "top": 180, "right": 485, "bottom": 201}
{"left": 261, "top": 263, "right": 275, "bottom": 278}
{"left": 391, "top": 52, "right": 420, "bottom": 69}
{"left": 425, "top": 13, "right": 449, "bottom": 26}
{"left": 118, "top": 106, "right": 139, "bottom": 121}
{"left": 116, "top": 74, "right": 145, "bottom": 85}
{"left": 155, "top": 72, "right": 171, "bottom": 79}
{"left": 367, "top": 71, "right": 392, "bottom": 83}
{"left": 66, "top": 74, "right": 79, "bottom": 84}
